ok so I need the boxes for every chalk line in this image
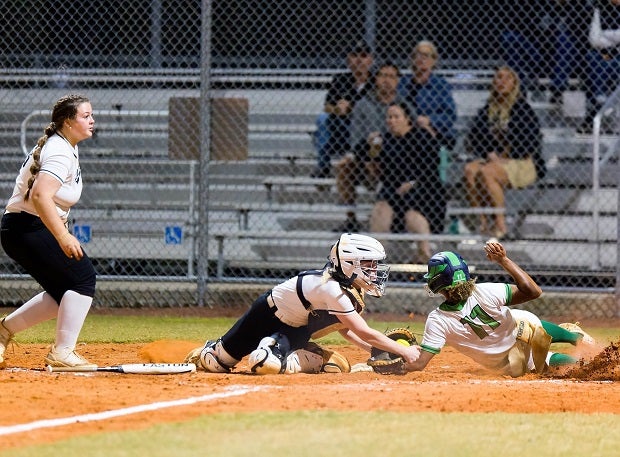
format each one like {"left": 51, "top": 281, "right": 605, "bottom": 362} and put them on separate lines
{"left": 0, "top": 385, "right": 266, "bottom": 437}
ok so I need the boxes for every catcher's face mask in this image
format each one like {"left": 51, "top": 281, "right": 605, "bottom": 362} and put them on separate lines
{"left": 354, "top": 259, "right": 390, "bottom": 297}
{"left": 329, "top": 234, "right": 390, "bottom": 297}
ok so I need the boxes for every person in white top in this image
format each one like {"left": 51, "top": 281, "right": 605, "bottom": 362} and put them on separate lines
{"left": 186, "top": 233, "right": 421, "bottom": 374}
{"left": 0, "top": 94, "right": 97, "bottom": 369}
{"left": 404, "top": 242, "right": 595, "bottom": 377}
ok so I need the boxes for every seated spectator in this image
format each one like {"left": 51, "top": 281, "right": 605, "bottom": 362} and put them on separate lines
{"left": 397, "top": 40, "right": 457, "bottom": 151}
{"left": 334, "top": 63, "right": 408, "bottom": 232}
{"left": 311, "top": 42, "right": 374, "bottom": 178}
{"left": 368, "top": 102, "right": 446, "bottom": 262}
{"left": 463, "top": 66, "right": 544, "bottom": 239}
{"left": 578, "top": 0, "right": 620, "bottom": 134}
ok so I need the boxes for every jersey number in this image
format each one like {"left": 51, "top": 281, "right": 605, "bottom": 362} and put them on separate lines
{"left": 459, "top": 305, "right": 500, "bottom": 339}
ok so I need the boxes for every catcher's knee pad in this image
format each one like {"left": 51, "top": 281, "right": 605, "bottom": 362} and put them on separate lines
{"left": 249, "top": 333, "right": 290, "bottom": 375}
{"left": 285, "top": 342, "right": 350, "bottom": 374}
{"left": 194, "top": 340, "right": 239, "bottom": 373}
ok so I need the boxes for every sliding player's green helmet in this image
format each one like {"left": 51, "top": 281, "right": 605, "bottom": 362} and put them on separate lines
{"left": 423, "top": 251, "right": 470, "bottom": 293}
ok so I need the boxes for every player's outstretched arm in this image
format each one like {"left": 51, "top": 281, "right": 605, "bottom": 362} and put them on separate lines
{"left": 484, "top": 241, "right": 542, "bottom": 305}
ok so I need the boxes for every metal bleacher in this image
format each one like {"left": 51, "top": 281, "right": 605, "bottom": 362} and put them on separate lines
{"left": 0, "top": 69, "right": 617, "bottom": 286}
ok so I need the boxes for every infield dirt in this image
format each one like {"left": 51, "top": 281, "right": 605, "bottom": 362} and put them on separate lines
{"left": 1, "top": 313, "right": 619, "bottom": 451}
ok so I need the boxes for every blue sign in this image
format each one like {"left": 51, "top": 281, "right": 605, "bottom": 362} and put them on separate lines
{"left": 164, "top": 226, "right": 183, "bottom": 245}
{"left": 73, "top": 225, "right": 91, "bottom": 243}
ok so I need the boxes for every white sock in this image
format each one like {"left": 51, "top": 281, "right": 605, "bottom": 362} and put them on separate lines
{"left": 55, "top": 290, "right": 93, "bottom": 352}
{"left": 2, "top": 292, "right": 59, "bottom": 334}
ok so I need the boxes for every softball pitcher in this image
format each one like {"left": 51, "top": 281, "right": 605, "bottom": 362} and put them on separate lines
{"left": 0, "top": 94, "right": 97, "bottom": 369}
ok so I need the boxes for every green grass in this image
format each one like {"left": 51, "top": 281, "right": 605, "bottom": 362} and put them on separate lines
{"left": 10, "top": 314, "right": 616, "bottom": 347}
{"left": 10, "top": 315, "right": 426, "bottom": 345}
{"left": 4, "top": 411, "right": 620, "bottom": 457}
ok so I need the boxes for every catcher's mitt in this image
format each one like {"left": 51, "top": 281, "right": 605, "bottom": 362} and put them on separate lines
{"left": 367, "top": 328, "right": 417, "bottom": 375}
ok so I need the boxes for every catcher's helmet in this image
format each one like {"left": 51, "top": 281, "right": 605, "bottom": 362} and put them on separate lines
{"left": 423, "top": 251, "right": 470, "bottom": 293}
{"left": 329, "top": 233, "right": 390, "bottom": 297}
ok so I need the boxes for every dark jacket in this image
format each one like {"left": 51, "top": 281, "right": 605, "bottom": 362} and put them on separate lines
{"left": 465, "top": 96, "right": 546, "bottom": 179}
{"left": 374, "top": 127, "right": 446, "bottom": 233}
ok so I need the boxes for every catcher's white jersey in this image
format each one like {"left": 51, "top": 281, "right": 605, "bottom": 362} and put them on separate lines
{"left": 5, "top": 134, "right": 82, "bottom": 220}
{"left": 421, "top": 282, "right": 521, "bottom": 370}
{"left": 270, "top": 271, "right": 357, "bottom": 327}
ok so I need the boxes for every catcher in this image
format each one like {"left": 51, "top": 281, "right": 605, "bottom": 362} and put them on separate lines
{"left": 370, "top": 241, "right": 595, "bottom": 377}
{"left": 186, "top": 233, "right": 420, "bottom": 374}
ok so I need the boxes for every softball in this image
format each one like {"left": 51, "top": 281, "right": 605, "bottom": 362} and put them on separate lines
{"left": 396, "top": 338, "right": 410, "bottom": 346}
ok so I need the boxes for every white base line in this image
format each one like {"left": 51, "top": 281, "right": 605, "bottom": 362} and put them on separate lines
{"left": 0, "top": 385, "right": 266, "bottom": 437}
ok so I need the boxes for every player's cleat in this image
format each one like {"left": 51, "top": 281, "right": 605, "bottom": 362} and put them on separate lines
{"left": 559, "top": 322, "right": 596, "bottom": 346}
{"left": 184, "top": 346, "right": 203, "bottom": 365}
{"left": 0, "top": 318, "right": 14, "bottom": 366}
{"left": 44, "top": 345, "right": 97, "bottom": 368}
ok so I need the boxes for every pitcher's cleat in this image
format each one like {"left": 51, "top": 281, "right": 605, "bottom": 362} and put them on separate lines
{"left": 0, "top": 318, "right": 14, "bottom": 366}
{"left": 44, "top": 345, "right": 97, "bottom": 368}
{"left": 559, "top": 322, "right": 596, "bottom": 346}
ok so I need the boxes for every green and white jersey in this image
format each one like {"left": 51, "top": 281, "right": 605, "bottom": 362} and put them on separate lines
{"left": 421, "top": 283, "right": 519, "bottom": 370}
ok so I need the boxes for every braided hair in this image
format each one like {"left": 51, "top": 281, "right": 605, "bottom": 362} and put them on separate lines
{"left": 24, "top": 94, "right": 90, "bottom": 201}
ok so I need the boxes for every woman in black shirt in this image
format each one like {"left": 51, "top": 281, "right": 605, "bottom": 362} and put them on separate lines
{"left": 368, "top": 102, "right": 446, "bottom": 262}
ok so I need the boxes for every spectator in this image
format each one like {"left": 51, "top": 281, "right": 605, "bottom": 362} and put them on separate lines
{"left": 463, "top": 66, "right": 544, "bottom": 239}
{"left": 311, "top": 42, "right": 374, "bottom": 178}
{"left": 500, "top": 0, "right": 592, "bottom": 105}
{"left": 0, "top": 94, "right": 97, "bottom": 369}
{"left": 368, "top": 102, "right": 446, "bottom": 263}
{"left": 334, "top": 63, "right": 408, "bottom": 232}
{"left": 397, "top": 40, "right": 457, "bottom": 151}
{"left": 578, "top": 0, "right": 620, "bottom": 134}
{"left": 403, "top": 243, "right": 596, "bottom": 377}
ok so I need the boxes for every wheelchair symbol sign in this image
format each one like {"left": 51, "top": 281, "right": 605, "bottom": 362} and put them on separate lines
{"left": 165, "top": 226, "right": 183, "bottom": 245}
{"left": 73, "top": 225, "right": 91, "bottom": 243}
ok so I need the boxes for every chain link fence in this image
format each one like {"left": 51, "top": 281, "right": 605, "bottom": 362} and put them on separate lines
{"left": 0, "top": 1, "right": 618, "bottom": 315}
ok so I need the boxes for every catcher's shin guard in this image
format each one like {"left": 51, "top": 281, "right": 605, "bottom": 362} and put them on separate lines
{"left": 248, "top": 333, "right": 290, "bottom": 374}
{"left": 285, "top": 342, "right": 350, "bottom": 374}
{"left": 186, "top": 339, "right": 238, "bottom": 373}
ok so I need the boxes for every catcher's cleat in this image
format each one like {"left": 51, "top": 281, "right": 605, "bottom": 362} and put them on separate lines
{"left": 184, "top": 346, "right": 203, "bottom": 365}
{"left": 44, "top": 345, "right": 97, "bottom": 368}
{"left": 0, "top": 318, "right": 14, "bottom": 366}
{"left": 185, "top": 340, "right": 238, "bottom": 373}
{"left": 559, "top": 322, "right": 596, "bottom": 346}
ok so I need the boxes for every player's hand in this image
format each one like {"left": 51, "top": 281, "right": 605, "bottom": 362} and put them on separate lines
{"left": 484, "top": 241, "right": 506, "bottom": 263}
{"left": 58, "top": 232, "right": 84, "bottom": 260}
{"left": 402, "top": 344, "right": 421, "bottom": 364}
